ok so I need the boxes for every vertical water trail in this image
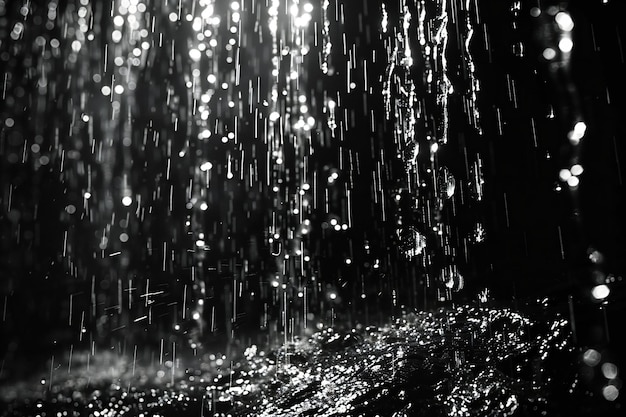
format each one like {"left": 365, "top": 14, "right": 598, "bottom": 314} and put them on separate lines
{"left": 463, "top": 0, "right": 481, "bottom": 133}
{"left": 184, "top": 0, "right": 221, "bottom": 350}
{"left": 265, "top": 0, "right": 320, "bottom": 349}
{"left": 383, "top": 0, "right": 484, "bottom": 301}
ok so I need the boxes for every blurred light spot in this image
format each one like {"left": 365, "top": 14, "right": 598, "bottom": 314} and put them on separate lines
{"left": 559, "top": 169, "right": 572, "bottom": 181}
{"left": 583, "top": 349, "right": 601, "bottom": 366}
{"left": 589, "top": 250, "right": 604, "bottom": 264}
{"left": 555, "top": 12, "right": 574, "bottom": 31}
{"left": 121, "top": 196, "right": 133, "bottom": 207}
{"left": 559, "top": 37, "right": 574, "bottom": 53}
{"left": 568, "top": 121, "right": 587, "bottom": 144}
{"left": 543, "top": 48, "right": 556, "bottom": 60}
{"left": 200, "top": 162, "right": 213, "bottom": 171}
{"left": 200, "top": 202, "right": 209, "bottom": 211}
{"left": 602, "top": 385, "right": 619, "bottom": 401}
{"left": 567, "top": 176, "right": 579, "bottom": 187}
{"left": 570, "top": 164, "right": 584, "bottom": 176}
{"left": 120, "top": 233, "right": 129, "bottom": 243}
{"left": 530, "top": 7, "right": 541, "bottom": 17}
{"left": 189, "top": 48, "right": 202, "bottom": 61}
{"left": 112, "top": 30, "right": 123, "bottom": 43}
{"left": 592, "top": 284, "right": 610, "bottom": 300}
{"left": 602, "top": 363, "right": 619, "bottom": 379}
{"left": 168, "top": 12, "right": 178, "bottom": 22}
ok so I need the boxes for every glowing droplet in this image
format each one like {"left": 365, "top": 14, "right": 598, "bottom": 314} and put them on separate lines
{"left": 583, "top": 349, "right": 601, "bottom": 366}
{"left": 543, "top": 48, "right": 557, "bottom": 60}
{"left": 602, "top": 363, "right": 619, "bottom": 379}
{"left": 559, "top": 37, "right": 574, "bottom": 53}
{"left": 570, "top": 164, "right": 584, "bottom": 176}
{"left": 112, "top": 30, "right": 122, "bottom": 43}
{"left": 555, "top": 12, "right": 574, "bottom": 32}
{"left": 121, "top": 196, "right": 132, "bottom": 206}
{"left": 592, "top": 284, "right": 610, "bottom": 300}
{"left": 189, "top": 48, "right": 202, "bottom": 61}
{"left": 567, "top": 176, "right": 579, "bottom": 187}
{"left": 602, "top": 385, "right": 620, "bottom": 401}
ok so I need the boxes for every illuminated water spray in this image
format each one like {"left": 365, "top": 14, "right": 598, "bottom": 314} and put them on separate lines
{"left": 265, "top": 0, "right": 320, "bottom": 349}
{"left": 4, "top": 0, "right": 624, "bottom": 413}
{"left": 49, "top": 0, "right": 158, "bottom": 339}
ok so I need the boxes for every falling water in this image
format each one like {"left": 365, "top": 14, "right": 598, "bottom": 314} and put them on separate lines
{"left": 0, "top": 0, "right": 625, "bottom": 416}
